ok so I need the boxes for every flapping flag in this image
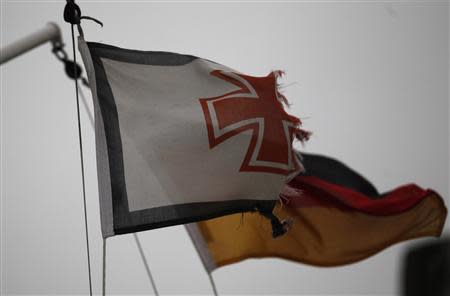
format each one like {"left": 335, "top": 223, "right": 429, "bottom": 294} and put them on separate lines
{"left": 186, "top": 153, "right": 447, "bottom": 270}
{"left": 78, "top": 38, "right": 309, "bottom": 238}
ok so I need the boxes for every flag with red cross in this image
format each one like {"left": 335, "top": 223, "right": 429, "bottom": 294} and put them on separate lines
{"left": 79, "top": 38, "right": 308, "bottom": 238}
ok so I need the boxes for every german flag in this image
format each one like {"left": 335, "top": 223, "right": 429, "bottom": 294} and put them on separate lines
{"left": 186, "top": 153, "right": 447, "bottom": 270}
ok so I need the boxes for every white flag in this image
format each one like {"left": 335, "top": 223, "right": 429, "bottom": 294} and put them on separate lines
{"left": 79, "top": 38, "right": 308, "bottom": 238}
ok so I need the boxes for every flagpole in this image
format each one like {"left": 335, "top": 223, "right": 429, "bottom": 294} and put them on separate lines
{"left": 0, "top": 22, "right": 62, "bottom": 65}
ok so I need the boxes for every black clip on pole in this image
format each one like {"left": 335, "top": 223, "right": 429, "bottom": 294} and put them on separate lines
{"left": 63, "top": 0, "right": 103, "bottom": 37}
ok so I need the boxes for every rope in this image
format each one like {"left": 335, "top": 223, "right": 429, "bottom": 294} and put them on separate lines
{"left": 207, "top": 272, "right": 219, "bottom": 296}
{"left": 102, "top": 238, "right": 107, "bottom": 296}
{"left": 69, "top": 23, "right": 93, "bottom": 296}
{"left": 133, "top": 234, "right": 160, "bottom": 296}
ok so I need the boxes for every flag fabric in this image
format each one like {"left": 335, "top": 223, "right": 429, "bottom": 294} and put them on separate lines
{"left": 186, "top": 153, "right": 447, "bottom": 271}
{"left": 78, "top": 38, "right": 309, "bottom": 238}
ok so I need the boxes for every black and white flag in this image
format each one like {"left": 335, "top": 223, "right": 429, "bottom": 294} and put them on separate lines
{"left": 79, "top": 38, "right": 308, "bottom": 238}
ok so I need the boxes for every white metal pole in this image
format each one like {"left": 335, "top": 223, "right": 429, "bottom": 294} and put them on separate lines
{"left": 0, "top": 22, "right": 62, "bottom": 65}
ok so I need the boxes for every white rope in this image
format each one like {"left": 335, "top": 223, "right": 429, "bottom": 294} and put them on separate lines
{"left": 102, "top": 238, "right": 107, "bottom": 296}
{"left": 207, "top": 272, "right": 219, "bottom": 296}
{"left": 133, "top": 234, "right": 160, "bottom": 296}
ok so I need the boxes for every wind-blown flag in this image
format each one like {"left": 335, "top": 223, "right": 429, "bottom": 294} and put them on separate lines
{"left": 186, "top": 153, "right": 447, "bottom": 270}
{"left": 78, "top": 38, "right": 309, "bottom": 237}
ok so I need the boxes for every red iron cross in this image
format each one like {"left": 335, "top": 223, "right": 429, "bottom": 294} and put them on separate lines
{"left": 199, "top": 70, "right": 305, "bottom": 175}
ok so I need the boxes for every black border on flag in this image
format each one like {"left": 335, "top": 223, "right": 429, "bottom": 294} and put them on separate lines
{"left": 83, "top": 41, "right": 277, "bottom": 237}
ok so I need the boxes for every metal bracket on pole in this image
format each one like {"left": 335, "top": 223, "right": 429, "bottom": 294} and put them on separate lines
{"left": 0, "top": 22, "right": 62, "bottom": 65}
